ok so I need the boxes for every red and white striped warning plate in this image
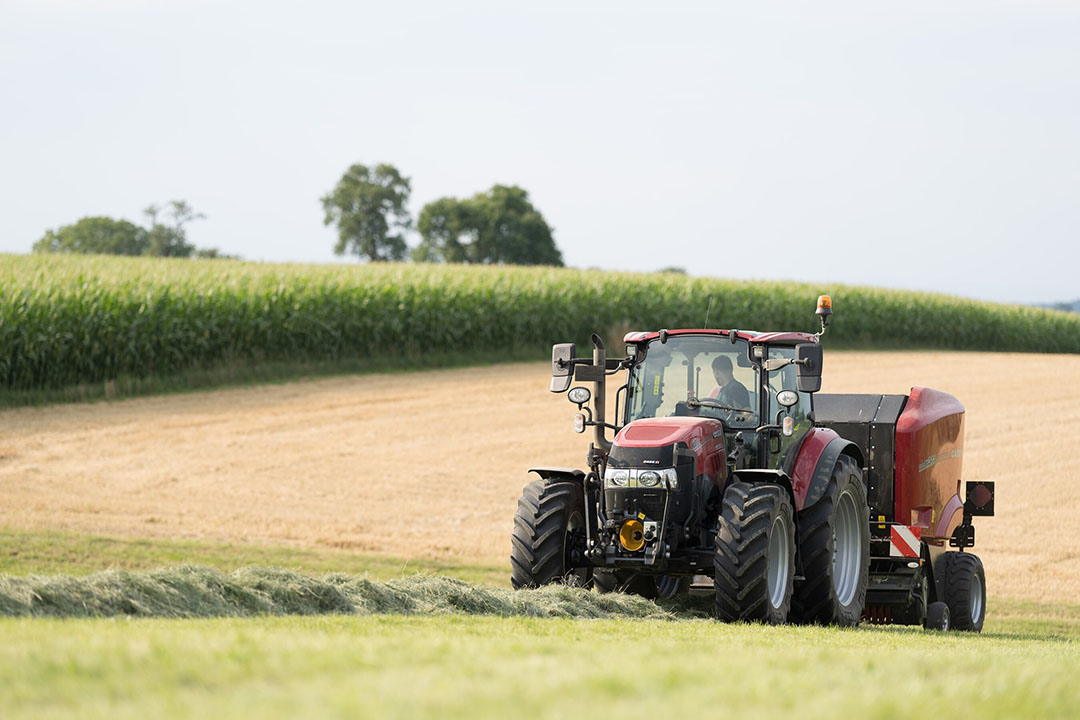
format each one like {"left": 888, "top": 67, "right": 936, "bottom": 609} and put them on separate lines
{"left": 889, "top": 525, "right": 922, "bottom": 558}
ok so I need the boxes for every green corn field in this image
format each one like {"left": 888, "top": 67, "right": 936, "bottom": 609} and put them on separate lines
{"left": 2, "top": 253, "right": 1078, "bottom": 394}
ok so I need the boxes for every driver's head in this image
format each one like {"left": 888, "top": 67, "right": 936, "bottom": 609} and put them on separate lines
{"left": 712, "top": 355, "right": 734, "bottom": 385}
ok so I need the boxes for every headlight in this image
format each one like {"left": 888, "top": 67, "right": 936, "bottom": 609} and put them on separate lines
{"left": 605, "top": 469, "right": 629, "bottom": 487}
{"left": 604, "top": 467, "right": 678, "bottom": 489}
{"left": 638, "top": 471, "right": 661, "bottom": 487}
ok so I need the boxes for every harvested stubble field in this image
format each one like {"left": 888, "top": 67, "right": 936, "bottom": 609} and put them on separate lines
{"left": 1, "top": 350, "right": 1078, "bottom": 604}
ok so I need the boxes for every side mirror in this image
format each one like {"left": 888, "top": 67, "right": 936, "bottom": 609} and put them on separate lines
{"left": 550, "top": 343, "right": 576, "bottom": 393}
{"left": 796, "top": 343, "right": 823, "bottom": 393}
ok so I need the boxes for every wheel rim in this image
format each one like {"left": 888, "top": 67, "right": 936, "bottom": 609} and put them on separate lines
{"left": 832, "top": 489, "right": 862, "bottom": 607}
{"left": 767, "top": 513, "right": 790, "bottom": 609}
{"left": 970, "top": 572, "right": 983, "bottom": 625}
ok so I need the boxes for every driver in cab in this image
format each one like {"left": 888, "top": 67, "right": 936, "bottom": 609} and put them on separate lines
{"left": 708, "top": 355, "right": 752, "bottom": 418}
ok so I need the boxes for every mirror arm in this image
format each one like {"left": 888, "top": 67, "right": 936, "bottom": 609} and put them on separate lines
{"left": 584, "top": 420, "right": 619, "bottom": 431}
{"left": 557, "top": 357, "right": 593, "bottom": 370}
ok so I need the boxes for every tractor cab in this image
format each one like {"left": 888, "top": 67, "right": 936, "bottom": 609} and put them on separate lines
{"left": 620, "top": 330, "right": 821, "bottom": 476}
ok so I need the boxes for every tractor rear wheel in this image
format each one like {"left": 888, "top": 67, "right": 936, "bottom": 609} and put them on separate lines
{"left": 510, "top": 478, "right": 591, "bottom": 589}
{"left": 940, "top": 552, "right": 986, "bottom": 632}
{"left": 791, "top": 455, "right": 870, "bottom": 626}
{"left": 714, "top": 482, "right": 795, "bottom": 624}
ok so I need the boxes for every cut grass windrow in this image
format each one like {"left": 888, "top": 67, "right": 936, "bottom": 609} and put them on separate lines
{"left": 0, "top": 565, "right": 670, "bottom": 620}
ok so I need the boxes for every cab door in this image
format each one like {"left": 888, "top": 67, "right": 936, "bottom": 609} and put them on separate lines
{"left": 765, "top": 345, "right": 813, "bottom": 470}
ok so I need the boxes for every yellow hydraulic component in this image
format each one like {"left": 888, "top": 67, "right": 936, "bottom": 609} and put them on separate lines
{"left": 619, "top": 519, "right": 646, "bottom": 552}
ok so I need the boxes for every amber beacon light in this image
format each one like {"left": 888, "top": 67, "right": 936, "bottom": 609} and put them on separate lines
{"left": 815, "top": 294, "right": 833, "bottom": 334}
{"left": 816, "top": 294, "right": 833, "bottom": 317}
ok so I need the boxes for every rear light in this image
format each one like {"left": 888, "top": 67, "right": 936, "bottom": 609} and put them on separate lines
{"left": 964, "top": 481, "right": 995, "bottom": 516}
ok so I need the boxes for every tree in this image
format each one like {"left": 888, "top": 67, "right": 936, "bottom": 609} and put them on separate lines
{"left": 33, "top": 216, "right": 148, "bottom": 255}
{"left": 413, "top": 196, "right": 475, "bottom": 263}
{"left": 143, "top": 201, "right": 204, "bottom": 258}
{"left": 321, "top": 163, "right": 412, "bottom": 261}
{"left": 414, "top": 184, "right": 562, "bottom": 266}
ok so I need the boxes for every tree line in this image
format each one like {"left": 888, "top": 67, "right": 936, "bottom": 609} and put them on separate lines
{"left": 320, "top": 163, "right": 562, "bottom": 265}
{"left": 32, "top": 162, "right": 563, "bottom": 266}
{"left": 33, "top": 201, "right": 230, "bottom": 259}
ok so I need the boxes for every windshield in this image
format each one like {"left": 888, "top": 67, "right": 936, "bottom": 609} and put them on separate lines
{"left": 626, "top": 336, "right": 759, "bottom": 428}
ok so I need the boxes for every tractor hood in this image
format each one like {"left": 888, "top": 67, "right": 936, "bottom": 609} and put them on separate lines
{"left": 614, "top": 416, "right": 725, "bottom": 450}
{"left": 609, "top": 416, "right": 728, "bottom": 484}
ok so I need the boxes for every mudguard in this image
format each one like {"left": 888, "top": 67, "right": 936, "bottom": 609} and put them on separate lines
{"left": 731, "top": 468, "right": 796, "bottom": 507}
{"left": 528, "top": 467, "right": 586, "bottom": 484}
{"left": 789, "top": 429, "right": 864, "bottom": 511}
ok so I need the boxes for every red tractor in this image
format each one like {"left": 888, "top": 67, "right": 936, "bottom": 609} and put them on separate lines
{"left": 511, "top": 297, "right": 994, "bottom": 630}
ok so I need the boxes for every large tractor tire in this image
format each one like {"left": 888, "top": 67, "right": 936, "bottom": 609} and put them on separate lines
{"left": 792, "top": 455, "right": 870, "bottom": 626}
{"left": 940, "top": 552, "right": 986, "bottom": 632}
{"left": 714, "top": 482, "right": 795, "bottom": 624}
{"left": 510, "top": 478, "right": 591, "bottom": 589}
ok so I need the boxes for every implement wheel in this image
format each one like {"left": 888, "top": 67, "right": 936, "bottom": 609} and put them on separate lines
{"left": 792, "top": 455, "right": 870, "bottom": 626}
{"left": 594, "top": 571, "right": 687, "bottom": 599}
{"left": 940, "top": 552, "right": 986, "bottom": 632}
{"left": 714, "top": 482, "right": 795, "bottom": 624}
{"left": 510, "top": 479, "right": 591, "bottom": 589}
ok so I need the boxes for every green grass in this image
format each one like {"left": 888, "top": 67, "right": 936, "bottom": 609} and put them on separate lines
{"left": 0, "top": 529, "right": 505, "bottom": 586}
{"left": 1, "top": 613, "right": 1077, "bottom": 720}
{"left": 4, "top": 253, "right": 1079, "bottom": 404}
{"left": 2, "top": 530, "right": 1077, "bottom": 718}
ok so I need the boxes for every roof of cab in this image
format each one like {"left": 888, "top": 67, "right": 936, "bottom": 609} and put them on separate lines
{"left": 623, "top": 328, "right": 818, "bottom": 345}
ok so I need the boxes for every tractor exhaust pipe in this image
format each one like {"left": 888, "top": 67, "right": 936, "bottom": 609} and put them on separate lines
{"left": 591, "top": 334, "right": 611, "bottom": 452}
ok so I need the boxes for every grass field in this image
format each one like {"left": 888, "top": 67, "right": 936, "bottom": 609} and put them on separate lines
{"left": 3, "top": 350, "right": 1080, "bottom": 717}
{"left": 0, "top": 528, "right": 505, "bottom": 586}
{"left": 2, "top": 613, "right": 1078, "bottom": 719}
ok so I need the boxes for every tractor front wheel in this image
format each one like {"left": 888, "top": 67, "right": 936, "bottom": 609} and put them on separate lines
{"left": 792, "top": 454, "right": 870, "bottom": 626}
{"left": 714, "top": 482, "right": 795, "bottom": 624}
{"left": 940, "top": 552, "right": 986, "bottom": 632}
{"left": 510, "top": 478, "right": 591, "bottom": 589}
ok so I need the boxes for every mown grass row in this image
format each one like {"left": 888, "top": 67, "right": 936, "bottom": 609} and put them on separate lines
{"left": 3, "top": 253, "right": 1079, "bottom": 394}
{"left": 0, "top": 566, "right": 669, "bottom": 620}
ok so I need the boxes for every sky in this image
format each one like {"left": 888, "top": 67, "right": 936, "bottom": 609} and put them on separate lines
{"left": 1, "top": 0, "right": 1078, "bottom": 304}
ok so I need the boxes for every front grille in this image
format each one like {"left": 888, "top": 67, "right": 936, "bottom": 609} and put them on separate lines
{"left": 607, "top": 444, "right": 676, "bottom": 469}
{"left": 606, "top": 488, "right": 670, "bottom": 519}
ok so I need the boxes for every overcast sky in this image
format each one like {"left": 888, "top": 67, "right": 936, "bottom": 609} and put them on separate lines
{"left": 1, "top": 0, "right": 1077, "bottom": 303}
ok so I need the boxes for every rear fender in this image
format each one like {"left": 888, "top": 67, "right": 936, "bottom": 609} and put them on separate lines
{"left": 790, "top": 429, "right": 864, "bottom": 511}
